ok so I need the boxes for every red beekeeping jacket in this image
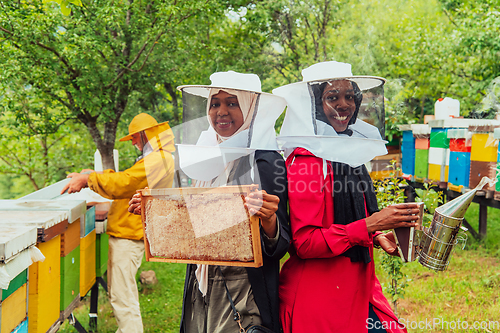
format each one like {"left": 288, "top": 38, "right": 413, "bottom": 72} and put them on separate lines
{"left": 279, "top": 148, "right": 407, "bottom": 333}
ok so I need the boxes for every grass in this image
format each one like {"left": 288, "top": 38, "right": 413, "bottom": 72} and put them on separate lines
{"left": 59, "top": 262, "right": 185, "bottom": 333}
{"left": 60, "top": 203, "right": 500, "bottom": 333}
{"left": 374, "top": 249, "right": 500, "bottom": 332}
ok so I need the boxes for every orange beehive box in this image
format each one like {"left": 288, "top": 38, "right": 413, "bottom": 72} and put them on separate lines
{"left": 415, "top": 138, "right": 430, "bottom": 150}
{"left": 60, "top": 218, "right": 80, "bottom": 257}
{"left": 79, "top": 230, "right": 96, "bottom": 297}
{"left": 140, "top": 186, "right": 263, "bottom": 268}
{"left": 29, "top": 235, "right": 61, "bottom": 333}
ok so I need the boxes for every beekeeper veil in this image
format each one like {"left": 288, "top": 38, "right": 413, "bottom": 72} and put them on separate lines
{"left": 175, "top": 71, "right": 287, "bottom": 183}
{"left": 273, "top": 61, "right": 387, "bottom": 167}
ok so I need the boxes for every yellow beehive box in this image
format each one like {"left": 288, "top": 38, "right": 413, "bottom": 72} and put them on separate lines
{"left": 470, "top": 133, "right": 498, "bottom": 162}
{"left": 1, "top": 283, "right": 27, "bottom": 333}
{"left": 80, "top": 230, "right": 96, "bottom": 297}
{"left": 29, "top": 235, "right": 61, "bottom": 333}
{"left": 428, "top": 163, "right": 441, "bottom": 182}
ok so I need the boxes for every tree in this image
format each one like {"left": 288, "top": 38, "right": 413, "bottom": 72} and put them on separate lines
{"left": 0, "top": 83, "right": 94, "bottom": 191}
{"left": 0, "top": 0, "right": 219, "bottom": 170}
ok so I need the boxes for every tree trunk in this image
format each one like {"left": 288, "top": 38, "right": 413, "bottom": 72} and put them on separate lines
{"left": 164, "top": 82, "right": 180, "bottom": 123}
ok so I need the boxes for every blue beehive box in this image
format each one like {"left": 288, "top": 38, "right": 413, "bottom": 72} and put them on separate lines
{"left": 401, "top": 130, "right": 416, "bottom": 175}
{"left": 402, "top": 130, "right": 415, "bottom": 146}
{"left": 448, "top": 151, "right": 471, "bottom": 187}
{"left": 11, "top": 319, "right": 28, "bottom": 333}
{"left": 401, "top": 145, "right": 415, "bottom": 175}
{"left": 84, "top": 206, "right": 96, "bottom": 237}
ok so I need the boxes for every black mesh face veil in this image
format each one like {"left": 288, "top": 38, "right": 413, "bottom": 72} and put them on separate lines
{"left": 311, "top": 80, "right": 363, "bottom": 136}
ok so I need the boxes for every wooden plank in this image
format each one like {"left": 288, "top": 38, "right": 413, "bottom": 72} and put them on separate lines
{"left": 462, "top": 218, "right": 480, "bottom": 241}
{"left": 141, "top": 185, "right": 263, "bottom": 267}
{"left": 41, "top": 220, "right": 69, "bottom": 243}
{"left": 59, "top": 293, "right": 81, "bottom": 322}
{"left": 479, "top": 204, "right": 488, "bottom": 237}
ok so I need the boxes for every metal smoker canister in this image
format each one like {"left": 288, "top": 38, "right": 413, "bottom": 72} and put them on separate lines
{"left": 418, "top": 177, "right": 492, "bottom": 271}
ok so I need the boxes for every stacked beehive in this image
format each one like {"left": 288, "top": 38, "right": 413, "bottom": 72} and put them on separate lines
{"left": 447, "top": 129, "right": 472, "bottom": 191}
{"left": 26, "top": 184, "right": 105, "bottom": 302}
{"left": 400, "top": 126, "right": 415, "bottom": 176}
{"left": 428, "top": 127, "right": 450, "bottom": 183}
{"left": 469, "top": 125, "right": 498, "bottom": 195}
{"left": 0, "top": 226, "right": 39, "bottom": 333}
{"left": 413, "top": 125, "right": 431, "bottom": 181}
{"left": 0, "top": 200, "right": 85, "bottom": 333}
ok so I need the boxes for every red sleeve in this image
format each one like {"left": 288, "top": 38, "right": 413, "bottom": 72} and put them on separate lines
{"left": 287, "top": 153, "right": 372, "bottom": 259}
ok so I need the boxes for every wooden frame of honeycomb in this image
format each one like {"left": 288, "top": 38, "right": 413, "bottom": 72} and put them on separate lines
{"left": 140, "top": 185, "right": 263, "bottom": 267}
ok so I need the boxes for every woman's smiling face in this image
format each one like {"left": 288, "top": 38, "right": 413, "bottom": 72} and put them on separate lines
{"left": 209, "top": 91, "right": 244, "bottom": 137}
{"left": 321, "top": 80, "right": 357, "bottom": 133}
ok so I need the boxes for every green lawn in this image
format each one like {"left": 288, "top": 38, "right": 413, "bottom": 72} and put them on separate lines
{"left": 60, "top": 203, "right": 500, "bottom": 333}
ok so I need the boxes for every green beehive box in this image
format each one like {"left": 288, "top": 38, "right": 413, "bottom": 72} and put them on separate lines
{"left": 430, "top": 129, "right": 449, "bottom": 149}
{"left": 415, "top": 149, "right": 429, "bottom": 178}
{"left": 1, "top": 269, "right": 27, "bottom": 301}
{"left": 60, "top": 245, "right": 80, "bottom": 311}
{"left": 96, "top": 233, "right": 109, "bottom": 277}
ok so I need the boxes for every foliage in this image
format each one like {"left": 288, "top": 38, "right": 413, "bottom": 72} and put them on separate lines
{"left": 380, "top": 249, "right": 409, "bottom": 316}
{"left": 373, "top": 160, "right": 409, "bottom": 315}
{"left": 0, "top": 85, "right": 94, "bottom": 191}
{"left": 414, "top": 182, "right": 444, "bottom": 227}
{"left": 43, "top": 0, "right": 82, "bottom": 16}
{"left": 0, "top": 0, "right": 228, "bottom": 170}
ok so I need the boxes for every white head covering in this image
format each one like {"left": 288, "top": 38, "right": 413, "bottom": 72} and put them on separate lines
{"left": 273, "top": 61, "right": 388, "bottom": 167}
{"left": 176, "top": 71, "right": 287, "bottom": 181}
{"left": 206, "top": 88, "right": 258, "bottom": 143}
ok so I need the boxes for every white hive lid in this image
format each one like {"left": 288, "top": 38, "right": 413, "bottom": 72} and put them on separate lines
{"left": 428, "top": 118, "right": 500, "bottom": 129}
{"left": 0, "top": 210, "right": 69, "bottom": 229}
{"left": 0, "top": 226, "right": 37, "bottom": 262}
{"left": 0, "top": 200, "right": 84, "bottom": 224}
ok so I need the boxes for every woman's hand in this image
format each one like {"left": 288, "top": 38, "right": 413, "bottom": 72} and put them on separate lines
{"left": 365, "top": 202, "right": 420, "bottom": 233}
{"left": 374, "top": 232, "right": 399, "bottom": 256}
{"left": 244, "top": 189, "right": 279, "bottom": 238}
{"left": 128, "top": 191, "right": 142, "bottom": 215}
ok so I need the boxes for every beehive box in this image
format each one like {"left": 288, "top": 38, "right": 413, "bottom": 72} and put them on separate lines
{"left": 0, "top": 269, "right": 27, "bottom": 302}
{"left": 448, "top": 151, "right": 471, "bottom": 187}
{"left": 470, "top": 133, "right": 498, "bottom": 162}
{"left": 29, "top": 235, "right": 61, "bottom": 333}
{"left": 140, "top": 186, "right": 263, "bottom": 267}
{"left": 414, "top": 149, "right": 429, "bottom": 179}
{"left": 83, "top": 206, "right": 96, "bottom": 237}
{"left": 11, "top": 319, "right": 28, "bottom": 333}
{"left": 469, "top": 161, "right": 497, "bottom": 191}
{"left": 0, "top": 283, "right": 27, "bottom": 333}
{"left": 80, "top": 230, "right": 96, "bottom": 297}
{"left": 60, "top": 218, "right": 80, "bottom": 257}
{"left": 60, "top": 246, "right": 80, "bottom": 312}
{"left": 95, "top": 233, "right": 109, "bottom": 278}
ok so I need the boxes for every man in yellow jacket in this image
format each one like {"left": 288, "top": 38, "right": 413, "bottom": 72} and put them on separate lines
{"left": 62, "top": 113, "right": 175, "bottom": 333}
